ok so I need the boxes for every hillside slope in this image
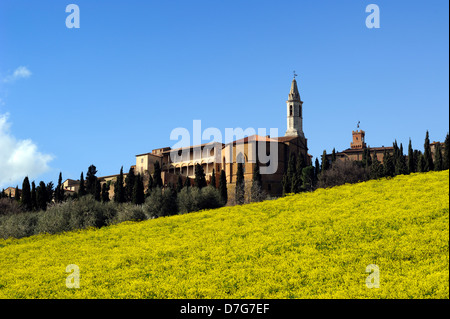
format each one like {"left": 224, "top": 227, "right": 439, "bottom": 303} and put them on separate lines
{"left": 0, "top": 171, "right": 448, "bottom": 298}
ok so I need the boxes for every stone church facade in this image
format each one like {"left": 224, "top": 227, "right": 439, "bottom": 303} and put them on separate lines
{"left": 134, "top": 77, "right": 310, "bottom": 198}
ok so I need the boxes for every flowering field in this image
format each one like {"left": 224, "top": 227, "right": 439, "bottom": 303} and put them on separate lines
{"left": 0, "top": 170, "right": 448, "bottom": 299}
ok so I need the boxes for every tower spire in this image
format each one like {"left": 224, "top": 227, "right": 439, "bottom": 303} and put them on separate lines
{"left": 285, "top": 76, "right": 304, "bottom": 137}
{"left": 288, "top": 77, "right": 301, "bottom": 102}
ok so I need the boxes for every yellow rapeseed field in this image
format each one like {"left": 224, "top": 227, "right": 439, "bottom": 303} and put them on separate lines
{"left": 0, "top": 170, "right": 448, "bottom": 298}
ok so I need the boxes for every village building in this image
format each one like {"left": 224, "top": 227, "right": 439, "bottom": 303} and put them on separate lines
{"left": 4, "top": 187, "right": 21, "bottom": 199}
{"left": 430, "top": 141, "right": 445, "bottom": 161}
{"left": 326, "top": 129, "right": 395, "bottom": 164}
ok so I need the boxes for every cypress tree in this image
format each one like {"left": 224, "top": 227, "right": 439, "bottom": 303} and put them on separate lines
{"left": 85, "top": 165, "right": 98, "bottom": 197}
{"left": 146, "top": 174, "right": 154, "bottom": 197}
{"left": 282, "top": 174, "right": 289, "bottom": 195}
{"left": 291, "top": 169, "right": 301, "bottom": 193}
{"left": 210, "top": 168, "right": 216, "bottom": 188}
{"left": 14, "top": 185, "right": 20, "bottom": 202}
{"left": 423, "top": 130, "right": 434, "bottom": 171}
{"left": 114, "top": 166, "right": 125, "bottom": 203}
{"left": 366, "top": 148, "right": 372, "bottom": 169}
{"left": 153, "top": 162, "right": 163, "bottom": 188}
{"left": 407, "top": 139, "right": 415, "bottom": 174}
{"left": 78, "top": 172, "right": 86, "bottom": 197}
{"left": 31, "top": 181, "right": 37, "bottom": 210}
{"left": 370, "top": 152, "right": 383, "bottom": 179}
{"left": 46, "top": 182, "right": 54, "bottom": 204}
{"left": 301, "top": 166, "right": 315, "bottom": 191}
{"left": 194, "top": 164, "right": 207, "bottom": 189}
{"left": 287, "top": 152, "right": 296, "bottom": 180}
{"left": 417, "top": 153, "right": 425, "bottom": 172}
{"left": 251, "top": 161, "right": 263, "bottom": 202}
{"left": 183, "top": 176, "right": 191, "bottom": 188}
{"left": 383, "top": 151, "right": 395, "bottom": 177}
{"left": 219, "top": 170, "right": 227, "bottom": 204}
{"left": 125, "top": 167, "right": 136, "bottom": 202}
{"left": 284, "top": 152, "right": 296, "bottom": 194}
{"left": 314, "top": 157, "right": 321, "bottom": 182}
{"left": 321, "top": 150, "right": 329, "bottom": 172}
{"left": 55, "top": 172, "right": 64, "bottom": 203}
{"left": 101, "top": 183, "right": 110, "bottom": 202}
{"left": 434, "top": 143, "right": 443, "bottom": 171}
{"left": 176, "top": 175, "right": 184, "bottom": 193}
{"left": 132, "top": 173, "right": 145, "bottom": 205}
{"left": 444, "top": 133, "right": 450, "bottom": 170}
{"left": 95, "top": 179, "right": 101, "bottom": 201}
{"left": 413, "top": 150, "right": 422, "bottom": 172}
{"left": 235, "top": 163, "right": 245, "bottom": 204}
{"left": 21, "top": 176, "right": 32, "bottom": 211}
{"left": 395, "top": 143, "right": 407, "bottom": 175}
{"left": 292, "top": 152, "right": 305, "bottom": 193}
{"left": 36, "top": 181, "right": 47, "bottom": 211}
{"left": 362, "top": 148, "right": 368, "bottom": 167}
{"left": 331, "top": 148, "right": 336, "bottom": 163}
{"left": 392, "top": 140, "right": 399, "bottom": 161}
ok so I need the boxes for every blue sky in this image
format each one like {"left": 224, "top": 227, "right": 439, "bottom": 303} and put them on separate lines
{"left": 0, "top": 0, "right": 448, "bottom": 188}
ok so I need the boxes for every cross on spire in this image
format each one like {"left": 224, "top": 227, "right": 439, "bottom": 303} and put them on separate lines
{"left": 293, "top": 70, "right": 298, "bottom": 79}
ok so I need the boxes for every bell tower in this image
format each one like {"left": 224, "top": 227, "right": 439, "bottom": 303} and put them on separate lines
{"left": 351, "top": 130, "right": 367, "bottom": 149}
{"left": 285, "top": 74, "right": 304, "bottom": 137}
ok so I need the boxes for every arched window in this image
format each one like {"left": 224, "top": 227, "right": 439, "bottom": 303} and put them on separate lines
{"left": 290, "top": 105, "right": 293, "bottom": 116}
{"left": 236, "top": 152, "right": 245, "bottom": 164}
{"left": 236, "top": 152, "right": 246, "bottom": 173}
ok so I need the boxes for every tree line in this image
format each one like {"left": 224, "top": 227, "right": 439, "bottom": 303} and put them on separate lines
{"left": 313, "top": 130, "right": 449, "bottom": 189}
{"left": 0, "top": 161, "right": 231, "bottom": 215}
{"left": 1, "top": 130, "right": 448, "bottom": 213}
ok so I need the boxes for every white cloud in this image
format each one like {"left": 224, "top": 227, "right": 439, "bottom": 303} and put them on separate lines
{"left": 3, "top": 66, "right": 32, "bottom": 83}
{"left": 0, "top": 113, "right": 53, "bottom": 188}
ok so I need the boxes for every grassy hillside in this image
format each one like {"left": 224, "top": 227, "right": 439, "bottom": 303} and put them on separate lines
{"left": 0, "top": 171, "right": 448, "bottom": 299}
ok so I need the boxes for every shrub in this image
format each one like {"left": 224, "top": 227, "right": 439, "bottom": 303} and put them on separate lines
{"left": 0, "top": 212, "right": 38, "bottom": 239}
{"left": 199, "top": 186, "right": 224, "bottom": 210}
{"left": 177, "top": 187, "right": 201, "bottom": 214}
{"left": 318, "top": 160, "right": 369, "bottom": 188}
{"left": 66, "top": 195, "right": 116, "bottom": 230}
{"left": 177, "top": 186, "right": 224, "bottom": 214}
{"left": 35, "top": 204, "right": 71, "bottom": 235}
{"left": 1, "top": 195, "right": 151, "bottom": 239}
{"left": 0, "top": 198, "right": 24, "bottom": 216}
{"left": 114, "top": 203, "right": 147, "bottom": 224}
{"left": 35, "top": 196, "right": 118, "bottom": 235}
{"left": 145, "top": 187, "right": 178, "bottom": 218}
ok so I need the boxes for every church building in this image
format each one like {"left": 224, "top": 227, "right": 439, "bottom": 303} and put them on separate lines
{"left": 134, "top": 77, "right": 310, "bottom": 198}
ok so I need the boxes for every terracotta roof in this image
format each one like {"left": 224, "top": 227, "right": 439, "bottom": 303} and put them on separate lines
{"left": 336, "top": 146, "right": 394, "bottom": 154}
{"left": 231, "top": 135, "right": 277, "bottom": 145}
{"left": 135, "top": 152, "right": 163, "bottom": 157}
{"left": 274, "top": 136, "right": 301, "bottom": 143}
{"left": 98, "top": 173, "right": 129, "bottom": 180}
{"left": 165, "top": 142, "right": 224, "bottom": 153}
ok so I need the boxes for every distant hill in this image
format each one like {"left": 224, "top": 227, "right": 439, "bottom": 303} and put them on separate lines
{"left": 0, "top": 170, "right": 448, "bottom": 298}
